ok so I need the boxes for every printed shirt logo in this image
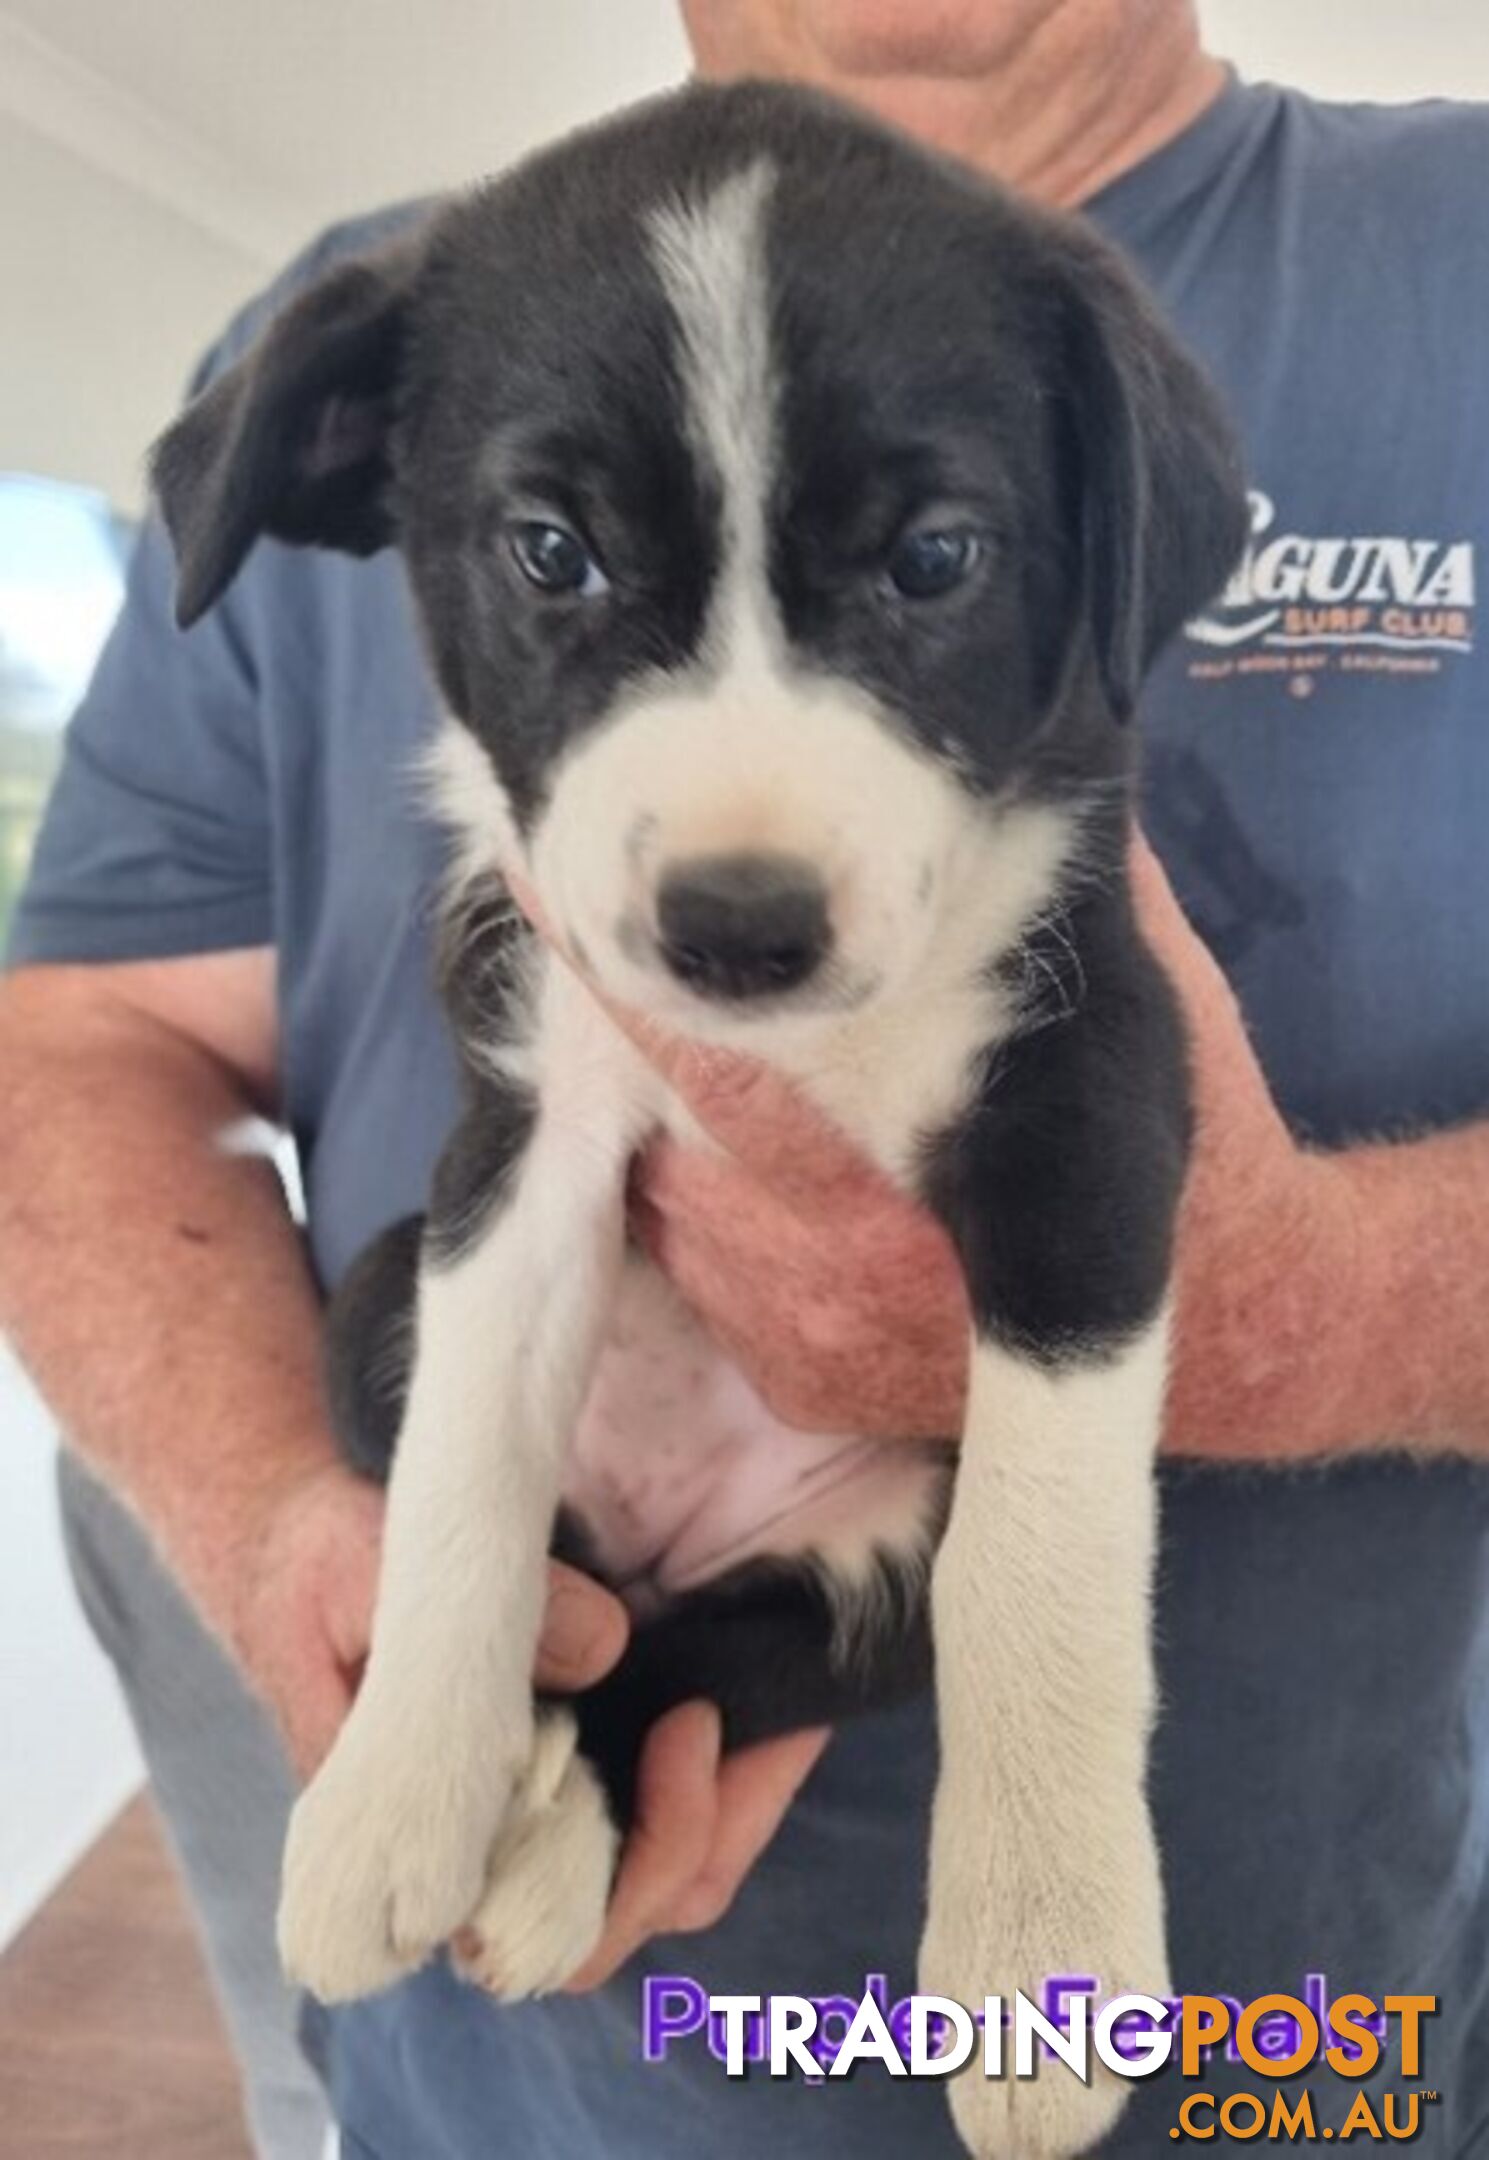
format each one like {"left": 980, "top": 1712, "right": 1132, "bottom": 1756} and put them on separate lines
{"left": 1185, "top": 491, "right": 1477, "bottom": 695}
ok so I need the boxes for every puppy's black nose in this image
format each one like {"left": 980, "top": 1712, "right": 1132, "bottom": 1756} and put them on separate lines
{"left": 657, "top": 853, "right": 830, "bottom": 1000}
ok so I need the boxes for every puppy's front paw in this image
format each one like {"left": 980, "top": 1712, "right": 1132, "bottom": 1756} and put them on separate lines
{"left": 942, "top": 2050, "right": 1129, "bottom": 2160}
{"left": 920, "top": 1916, "right": 1142, "bottom": 2159}
{"left": 451, "top": 1707, "right": 618, "bottom": 2001}
{"left": 278, "top": 1701, "right": 532, "bottom": 2003}
{"left": 919, "top": 1887, "right": 1168, "bottom": 2157}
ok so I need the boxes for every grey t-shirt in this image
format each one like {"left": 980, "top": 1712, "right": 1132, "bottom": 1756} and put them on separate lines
{"left": 13, "top": 76, "right": 1489, "bottom": 2156}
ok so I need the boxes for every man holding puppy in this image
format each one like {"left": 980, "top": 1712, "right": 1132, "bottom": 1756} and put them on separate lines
{"left": 3, "top": 1, "right": 1487, "bottom": 2153}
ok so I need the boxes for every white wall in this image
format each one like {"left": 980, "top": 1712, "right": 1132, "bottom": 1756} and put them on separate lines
{"left": 1202, "top": 0, "right": 1489, "bottom": 102}
{"left": 0, "top": 110, "right": 270, "bottom": 513}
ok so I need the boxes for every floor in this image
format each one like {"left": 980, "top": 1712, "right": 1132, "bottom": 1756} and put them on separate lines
{"left": 0, "top": 1795, "right": 253, "bottom": 2159}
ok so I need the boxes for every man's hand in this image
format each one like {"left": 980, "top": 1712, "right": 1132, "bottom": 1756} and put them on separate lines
{"left": 240, "top": 1460, "right": 828, "bottom": 1975}
{"left": 618, "top": 839, "right": 1364, "bottom": 1461}
{"left": 236, "top": 1461, "right": 631, "bottom": 1779}
{"left": 632, "top": 1056, "right": 971, "bottom": 1437}
{"left": 563, "top": 1712, "right": 828, "bottom": 1988}
{"left": 1128, "top": 836, "right": 1361, "bottom": 1460}
{"left": 234, "top": 1461, "right": 386, "bottom": 1781}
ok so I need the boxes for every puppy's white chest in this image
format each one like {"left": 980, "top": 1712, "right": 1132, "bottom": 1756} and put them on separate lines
{"left": 562, "top": 1256, "right": 944, "bottom": 1614}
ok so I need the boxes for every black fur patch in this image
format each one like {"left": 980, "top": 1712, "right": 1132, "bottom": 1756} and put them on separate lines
{"left": 570, "top": 1554, "right": 935, "bottom": 1821}
{"left": 922, "top": 875, "right": 1191, "bottom": 1362}
{"left": 434, "top": 872, "right": 532, "bottom": 1073}
{"left": 325, "top": 1211, "right": 423, "bottom": 1482}
{"left": 152, "top": 240, "right": 424, "bottom": 627}
{"left": 398, "top": 135, "right": 723, "bottom": 831}
{"left": 425, "top": 1073, "right": 537, "bottom": 1268}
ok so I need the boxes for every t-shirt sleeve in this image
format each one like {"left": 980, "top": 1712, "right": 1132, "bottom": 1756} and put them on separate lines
{"left": 6, "top": 498, "right": 275, "bottom": 967}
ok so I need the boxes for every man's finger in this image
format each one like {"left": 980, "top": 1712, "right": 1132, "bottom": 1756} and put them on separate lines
{"left": 642, "top": 1049, "right": 877, "bottom": 1205}
{"left": 562, "top": 1700, "right": 722, "bottom": 1990}
{"left": 670, "top": 1726, "right": 830, "bottom": 1931}
{"left": 533, "top": 1561, "right": 630, "bottom": 1690}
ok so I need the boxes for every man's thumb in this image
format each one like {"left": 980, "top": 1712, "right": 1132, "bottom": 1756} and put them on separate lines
{"left": 536, "top": 1562, "right": 629, "bottom": 1689}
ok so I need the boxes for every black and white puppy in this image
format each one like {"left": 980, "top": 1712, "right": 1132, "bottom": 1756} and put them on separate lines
{"left": 153, "top": 81, "right": 1245, "bottom": 2159}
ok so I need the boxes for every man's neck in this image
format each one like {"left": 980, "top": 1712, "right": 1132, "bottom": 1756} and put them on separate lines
{"left": 701, "top": 4, "right": 1227, "bottom": 208}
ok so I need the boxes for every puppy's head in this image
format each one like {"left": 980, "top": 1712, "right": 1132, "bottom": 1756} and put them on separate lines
{"left": 154, "top": 83, "right": 1246, "bottom": 1033}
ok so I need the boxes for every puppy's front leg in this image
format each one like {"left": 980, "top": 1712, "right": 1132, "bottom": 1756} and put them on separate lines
{"left": 918, "top": 936, "right": 1187, "bottom": 2158}
{"left": 921, "top": 1322, "right": 1170, "bottom": 2160}
{"left": 280, "top": 969, "right": 656, "bottom": 2002}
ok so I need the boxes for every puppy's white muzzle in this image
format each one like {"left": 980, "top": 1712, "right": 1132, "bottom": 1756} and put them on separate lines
{"left": 528, "top": 667, "right": 965, "bottom": 1037}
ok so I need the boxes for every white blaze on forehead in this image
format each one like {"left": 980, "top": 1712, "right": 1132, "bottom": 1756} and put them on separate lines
{"left": 648, "top": 160, "right": 779, "bottom": 645}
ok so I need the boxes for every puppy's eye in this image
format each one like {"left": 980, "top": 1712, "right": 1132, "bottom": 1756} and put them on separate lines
{"left": 508, "top": 520, "right": 609, "bottom": 597}
{"left": 886, "top": 526, "right": 981, "bottom": 600}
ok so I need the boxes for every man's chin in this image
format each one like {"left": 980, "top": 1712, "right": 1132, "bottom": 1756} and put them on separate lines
{"left": 790, "top": 0, "right": 1061, "bottom": 82}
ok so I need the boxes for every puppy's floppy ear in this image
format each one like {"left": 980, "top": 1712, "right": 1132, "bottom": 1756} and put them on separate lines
{"left": 1060, "top": 238, "right": 1249, "bottom": 720}
{"left": 151, "top": 233, "right": 424, "bottom": 627}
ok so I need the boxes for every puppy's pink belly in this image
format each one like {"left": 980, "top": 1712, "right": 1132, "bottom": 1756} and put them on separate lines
{"left": 563, "top": 1260, "right": 941, "bottom": 1613}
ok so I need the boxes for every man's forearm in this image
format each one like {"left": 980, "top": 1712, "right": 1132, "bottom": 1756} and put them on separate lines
{"left": 1336, "top": 1122, "right": 1489, "bottom": 1450}
{"left": 0, "top": 970, "right": 337, "bottom": 1653}
{"left": 1167, "top": 1117, "right": 1489, "bottom": 1463}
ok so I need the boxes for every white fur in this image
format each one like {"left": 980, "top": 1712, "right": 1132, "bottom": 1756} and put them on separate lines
{"left": 529, "top": 672, "right": 1078, "bottom": 1148}
{"left": 649, "top": 159, "right": 777, "bottom": 630}
{"left": 568, "top": 1254, "right": 947, "bottom": 1651}
{"left": 919, "top": 1316, "right": 1171, "bottom": 2159}
{"left": 452, "top": 1706, "right": 619, "bottom": 2000}
{"left": 419, "top": 720, "right": 523, "bottom": 902}
{"left": 278, "top": 965, "right": 662, "bottom": 2000}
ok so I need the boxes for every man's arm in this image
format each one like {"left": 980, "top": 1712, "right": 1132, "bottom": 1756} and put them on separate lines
{"left": 0, "top": 949, "right": 634, "bottom": 1762}
{"left": 1138, "top": 838, "right": 1489, "bottom": 1463}
{"left": 1169, "top": 1122, "right": 1489, "bottom": 1460}
{"left": 0, "top": 947, "right": 381, "bottom": 1770}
